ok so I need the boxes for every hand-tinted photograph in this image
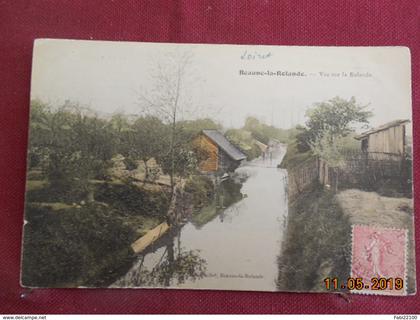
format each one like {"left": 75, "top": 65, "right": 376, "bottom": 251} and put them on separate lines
{"left": 21, "top": 40, "right": 415, "bottom": 295}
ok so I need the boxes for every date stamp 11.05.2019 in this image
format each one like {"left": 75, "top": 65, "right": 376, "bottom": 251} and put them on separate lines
{"left": 351, "top": 225, "right": 408, "bottom": 295}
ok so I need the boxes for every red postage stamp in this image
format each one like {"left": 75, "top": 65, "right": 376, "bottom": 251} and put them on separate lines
{"left": 351, "top": 225, "right": 408, "bottom": 295}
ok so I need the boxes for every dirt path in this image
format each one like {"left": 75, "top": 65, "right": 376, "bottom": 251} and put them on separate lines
{"left": 336, "top": 189, "right": 415, "bottom": 293}
{"left": 336, "top": 189, "right": 413, "bottom": 229}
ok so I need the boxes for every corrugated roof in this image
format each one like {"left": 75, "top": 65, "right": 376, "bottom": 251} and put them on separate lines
{"left": 202, "top": 129, "right": 247, "bottom": 161}
{"left": 354, "top": 119, "right": 410, "bottom": 140}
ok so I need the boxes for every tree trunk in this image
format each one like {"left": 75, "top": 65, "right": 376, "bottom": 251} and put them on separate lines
{"left": 169, "top": 118, "right": 176, "bottom": 193}
{"left": 143, "top": 159, "right": 149, "bottom": 183}
{"left": 169, "top": 66, "right": 182, "bottom": 193}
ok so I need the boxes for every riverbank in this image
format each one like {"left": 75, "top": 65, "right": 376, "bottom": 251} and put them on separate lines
{"left": 22, "top": 179, "right": 170, "bottom": 287}
{"left": 277, "top": 186, "right": 352, "bottom": 292}
{"left": 277, "top": 185, "right": 415, "bottom": 293}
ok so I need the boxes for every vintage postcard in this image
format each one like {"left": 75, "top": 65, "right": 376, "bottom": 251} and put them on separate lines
{"left": 21, "top": 40, "right": 415, "bottom": 294}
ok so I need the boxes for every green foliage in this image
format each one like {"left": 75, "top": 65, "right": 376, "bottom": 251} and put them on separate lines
{"left": 310, "top": 130, "right": 345, "bottom": 167}
{"left": 24, "top": 180, "right": 170, "bottom": 287}
{"left": 225, "top": 128, "right": 261, "bottom": 160}
{"left": 29, "top": 100, "right": 116, "bottom": 201}
{"left": 153, "top": 248, "right": 207, "bottom": 286}
{"left": 26, "top": 181, "right": 86, "bottom": 203}
{"left": 22, "top": 203, "right": 136, "bottom": 287}
{"left": 157, "top": 145, "right": 198, "bottom": 178}
{"left": 184, "top": 175, "right": 215, "bottom": 209}
{"left": 299, "top": 96, "right": 371, "bottom": 151}
{"left": 225, "top": 117, "right": 293, "bottom": 161}
{"left": 119, "top": 115, "right": 169, "bottom": 181}
{"left": 157, "top": 118, "right": 221, "bottom": 178}
{"left": 123, "top": 157, "right": 138, "bottom": 171}
{"left": 95, "top": 182, "right": 170, "bottom": 218}
{"left": 154, "top": 122, "right": 207, "bottom": 179}
{"left": 120, "top": 116, "right": 168, "bottom": 162}
{"left": 280, "top": 139, "right": 316, "bottom": 170}
{"left": 336, "top": 133, "right": 360, "bottom": 152}
{"left": 295, "top": 125, "right": 313, "bottom": 153}
{"left": 180, "top": 118, "right": 221, "bottom": 138}
{"left": 120, "top": 238, "right": 207, "bottom": 287}
{"left": 244, "top": 116, "right": 290, "bottom": 144}
{"left": 277, "top": 188, "right": 351, "bottom": 292}
{"left": 306, "top": 96, "right": 371, "bottom": 137}
{"left": 289, "top": 97, "right": 371, "bottom": 170}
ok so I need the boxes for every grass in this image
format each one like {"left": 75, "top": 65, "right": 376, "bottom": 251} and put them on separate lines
{"left": 23, "top": 179, "right": 170, "bottom": 287}
{"left": 280, "top": 139, "right": 316, "bottom": 170}
{"left": 22, "top": 203, "right": 137, "bottom": 287}
{"left": 278, "top": 186, "right": 415, "bottom": 294}
{"left": 277, "top": 186, "right": 352, "bottom": 292}
{"left": 336, "top": 189, "right": 416, "bottom": 294}
{"left": 30, "top": 201, "right": 162, "bottom": 238}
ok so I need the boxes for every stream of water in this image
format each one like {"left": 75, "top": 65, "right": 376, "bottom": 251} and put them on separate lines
{"left": 113, "top": 144, "right": 288, "bottom": 291}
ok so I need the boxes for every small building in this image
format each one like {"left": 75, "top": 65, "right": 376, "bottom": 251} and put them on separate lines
{"left": 193, "top": 129, "right": 246, "bottom": 174}
{"left": 354, "top": 119, "right": 410, "bottom": 155}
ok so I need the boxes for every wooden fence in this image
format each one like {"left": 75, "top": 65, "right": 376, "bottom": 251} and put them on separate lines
{"left": 322, "top": 151, "right": 409, "bottom": 193}
{"left": 287, "top": 151, "right": 411, "bottom": 200}
{"left": 287, "top": 158, "right": 319, "bottom": 200}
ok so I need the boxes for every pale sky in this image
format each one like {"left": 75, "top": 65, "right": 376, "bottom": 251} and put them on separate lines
{"left": 31, "top": 39, "right": 412, "bottom": 134}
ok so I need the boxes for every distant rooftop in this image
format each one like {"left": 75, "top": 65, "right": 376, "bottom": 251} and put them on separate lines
{"left": 202, "top": 129, "right": 247, "bottom": 161}
{"left": 354, "top": 119, "right": 410, "bottom": 140}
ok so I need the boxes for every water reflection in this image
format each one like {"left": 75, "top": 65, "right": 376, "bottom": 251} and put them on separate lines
{"left": 114, "top": 229, "right": 207, "bottom": 287}
{"left": 193, "top": 175, "right": 245, "bottom": 227}
{"left": 114, "top": 144, "right": 288, "bottom": 291}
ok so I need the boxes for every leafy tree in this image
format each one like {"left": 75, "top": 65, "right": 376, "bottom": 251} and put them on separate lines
{"left": 109, "top": 113, "right": 132, "bottom": 155}
{"left": 244, "top": 116, "right": 289, "bottom": 144}
{"left": 225, "top": 128, "right": 261, "bottom": 160}
{"left": 109, "top": 113, "right": 130, "bottom": 135}
{"left": 69, "top": 108, "right": 115, "bottom": 201}
{"left": 28, "top": 100, "right": 52, "bottom": 169}
{"left": 120, "top": 116, "right": 169, "bottom": 181}
{"left": 302, "top": 97, "right": 372, "bottom": 192}
{"left": 295, "top": 125, "right": 314, "bottom": 153}
{"left": 29, "top": 100, "right": 116, "bottom": 202}
{"left": 179, "top": 118, "right": 221, "bottom": 138}
{"left": 310, "top": 129, "right": 345, "bottom": 167}
{"left": 244, "top": 116, "right": 260, "bottom": 132}
{"left": 137, "top": 51, "right": 199, "bottom": 190}
{"left": 303, "top": 96, "right": 371, "bottom": 147}
{"left": 31, "top": 102, "right": 83, "bottom": 191}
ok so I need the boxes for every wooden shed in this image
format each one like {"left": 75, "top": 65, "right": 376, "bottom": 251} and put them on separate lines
{"left": 354, "top": 119, "right": 410, "bottom": 155}
{"left": 193, "top": 129, "right": 246, "bottom": 174}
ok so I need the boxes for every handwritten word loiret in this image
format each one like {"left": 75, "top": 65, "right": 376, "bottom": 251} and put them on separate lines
{"left": 241, "top": 50, "right": 272, "bottom": 60}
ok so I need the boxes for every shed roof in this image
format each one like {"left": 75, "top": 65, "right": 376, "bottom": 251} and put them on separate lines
{"left": 202, "top": 129, "right": 247, "bottom": 161}
{"left": 354, "top": 119, "right": 410, "bottom": 140}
